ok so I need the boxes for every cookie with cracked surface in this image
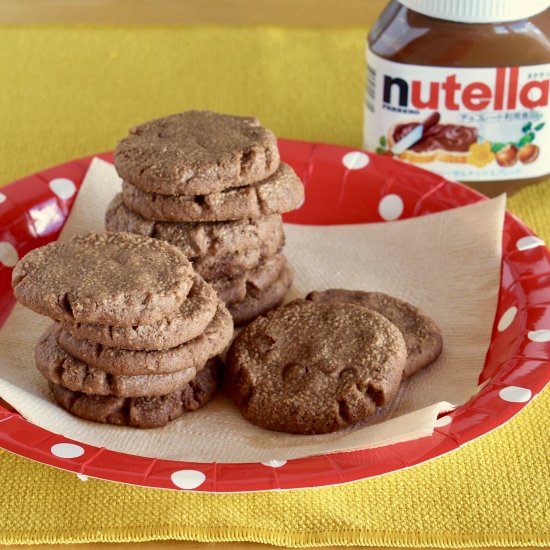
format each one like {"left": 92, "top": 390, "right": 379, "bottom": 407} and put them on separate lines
{"left": 121, "top": 162, "right": 304, "bottom": 222}
{"left": 228, "top": 262, "right": 293, "bottom": 326}
{"left": 48, "top": 356, "right": 222, "bottom": 428}
{"left": 226, "top": 299, "right": 407, "bottom": 434}
{"left": 114, "top": 110, "right": 280, "bottom": 196}
{"left": 106, "top": 197, "right": 284, "bottom": 279}
{"left": 106, "top": 194, "right": 285, "bottom": 258}
{"left": 213, "top": 253, "right": 288, "bottom": 306}
{"left": 36, "top": 324, "right": 197, "bottom": 397}
{"left": 57, "top": 303, "right": 233, "bottom": 376}
{"left": 191, "top": 246, "right": 283, "bottom": 281}
{"left": 306, "top": 289, "right": 443, "bottom": 379}
{"left": 59, "top": 273, "right": 218, "bottom": 351}
{"left": 12, "top": 232, "right": 193, "bottom": 326}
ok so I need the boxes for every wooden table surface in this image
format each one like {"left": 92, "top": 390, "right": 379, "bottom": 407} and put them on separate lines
{"left": 0, "top": 2, "right": 529, "bottom": 549}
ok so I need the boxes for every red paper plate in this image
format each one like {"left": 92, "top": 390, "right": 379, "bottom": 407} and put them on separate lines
{"left": 0, "top": 140, "right": 549, "bottom": 492}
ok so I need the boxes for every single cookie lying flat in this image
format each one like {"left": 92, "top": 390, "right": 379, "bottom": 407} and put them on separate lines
{"left": 212, "top": 253, "right": 287, "bottom": 305}
{"left": 49, "top": 357, "right": 221, "bottom": 428}
{"left": 228, "top": 262, "right": 293, "bottom": 326}
{"left": 12, "top": 232, "right": 193, "bottom": 326}
{"left": 57, "top": 304, "right": 233, "bottom": 376}
{"left": 36, "top": 324, "right": 197, "bottom": 397}
{"left": 226, "top": 300, "right": 407, "bottom": 434}
{"left": 106, "top": 194, "right": 285, "bottom": 258}
{"left": 306, "top": 289, "right": 443, "bottom": 379}
{"left": 121, "top": 163, "right": 304, "bottom": 222}
{"left": 115, "top": 111, "right": 280, "bottom": 196}
{"left": 60, "top": 273, "right": 218, "bottom": 351}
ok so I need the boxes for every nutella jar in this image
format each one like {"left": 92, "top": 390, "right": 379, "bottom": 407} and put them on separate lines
{"left": 363, "top": 1, "right": 550, "bottom": 196}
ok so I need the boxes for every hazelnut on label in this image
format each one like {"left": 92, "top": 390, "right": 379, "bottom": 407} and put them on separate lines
{"left": 495, "top": 144, "right": 518, "bottom": 168}
{"left": 518, "top": 143, "right": 540, "bottom": 164}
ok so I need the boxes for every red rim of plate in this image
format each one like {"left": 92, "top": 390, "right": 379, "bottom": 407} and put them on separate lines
{"left": 0, "top": 139, "right": 549, "bottom": 492}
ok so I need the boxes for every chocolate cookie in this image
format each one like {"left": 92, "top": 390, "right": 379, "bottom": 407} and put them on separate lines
{"left": 114, "top": 111, "right": 280, "bottom": 196}
{"left": 106, "top": 194, "right": 285, "bottom": 258}
{"left": 191, "top": 246, "right": 283, "bottom": 281}
{"left": 12, "top": 232, "right": 193, "bottom": 326}
{"left": 212, "top": 253, "right": 287, "bottom": 305}
{"left": 49, "top": 357, "right": 221, "bottom": 428}
{"left": 59, "top": 274, "right": 218, "bottom": 351}
{"left": 228, "top": 262, "right": 293, "bottom": 326}
{"left": 36, "top": 324, "right": 197, "bottom": 397}
{"left": 121, "top": 163, "right": 304, "bottom": 222}
{"left": 306, "top": 289, "right": 443, "bottom": 379}
{"left": 57, "top": 303, "right": 233, "bottom": 376}
{"left": 226, "top": 300, "right": 407, "bottom": 434}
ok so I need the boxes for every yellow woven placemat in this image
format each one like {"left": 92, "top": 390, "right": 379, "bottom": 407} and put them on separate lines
{"left": 0, "top": 26, "right": 549, "bottom": 547}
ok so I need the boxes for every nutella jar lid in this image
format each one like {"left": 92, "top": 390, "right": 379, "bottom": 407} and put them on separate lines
{"left": 397, "top": 0, "right": 549, "bottom": 23}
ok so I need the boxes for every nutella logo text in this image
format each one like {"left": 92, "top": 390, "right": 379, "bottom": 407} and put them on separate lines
{"left": 383, "top": 68, "right": 549, "bottom": 111}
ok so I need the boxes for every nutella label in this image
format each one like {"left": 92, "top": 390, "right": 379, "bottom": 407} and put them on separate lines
{"left": 364, "top": 50, "right": 550, "bottom": 182}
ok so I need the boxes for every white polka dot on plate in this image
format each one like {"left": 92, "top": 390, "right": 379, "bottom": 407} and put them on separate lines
{"left": 49, "top": 178, "right": 76, "bottom": 200}
{"left": 516, "top": 236, "right": 545, "bottom": 251}
{"left": 76, "top": 473, "right": 88, "bottom": 481}
{"left": 499, "top": 386, "right": 532, "bottom": 403}
{"left": 528, "top": 329, "right": 550, "bottom": 343}
{"left": 261, "top": 459, "right": 287, "bottom": 468}
{"left": 0, "top": 242, "right": 19, "bottom": 267}
{"left": 379, "top": 194, "right": 404, "bottom": 221}
{"left": 170, "top": 469, "right": 206, "bottom": 490}
{"left": 342, "top": 151, "right": 369, "bottom": 170}
{"left": 50, "top": 442, "right": 85, "bottom": 459}
{"left": 497, "top": 306, "right": 517, "bottom": 332}
{"left": 0, "top": 192, "right": 6, "bottom": 204}
{"left": 434, "top": 415, "right": 452, "bottom": 428}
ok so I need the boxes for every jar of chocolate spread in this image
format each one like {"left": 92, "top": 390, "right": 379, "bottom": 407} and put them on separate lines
{"left": 363, "top": 1, "right": 550, "bottom": 196}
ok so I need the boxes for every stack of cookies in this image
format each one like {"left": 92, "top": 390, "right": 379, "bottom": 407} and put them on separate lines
{"left": 106, "top": 110, "right": 304, "bottom": 325}
{"left": 12, "top": 232, "right": 233, "bottom": 428}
